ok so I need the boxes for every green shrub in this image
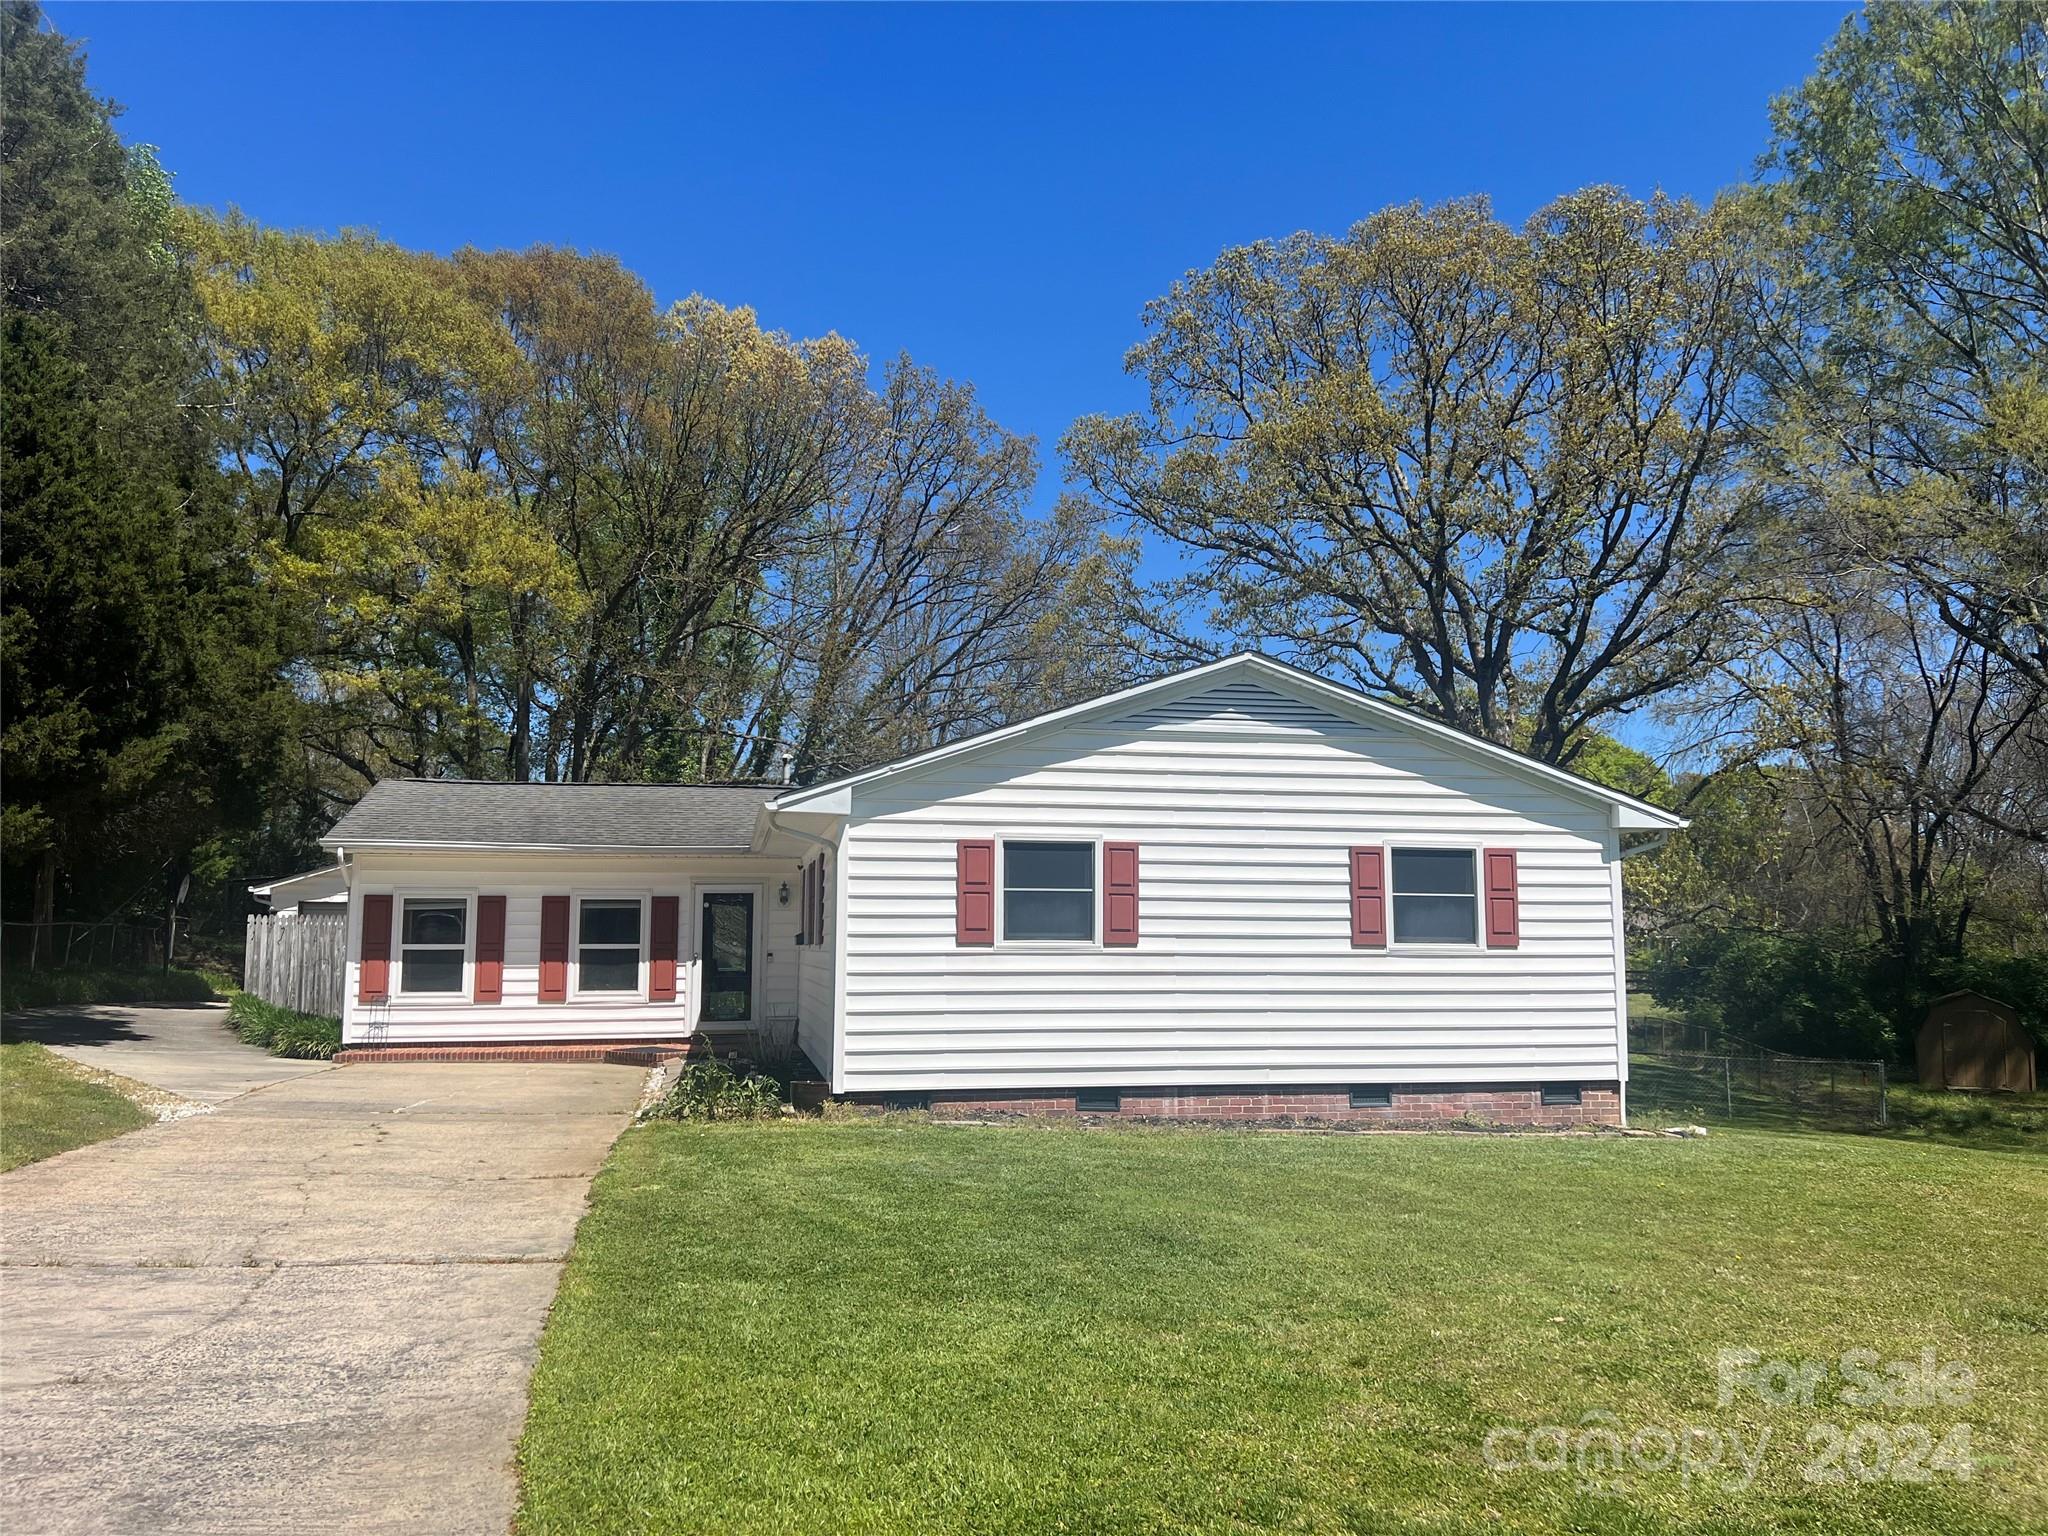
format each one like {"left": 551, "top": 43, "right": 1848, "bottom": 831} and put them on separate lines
{"left": 645, "top": 1059, "right": 784, "bottom": 1122}
{"left": 0, "top": 966, "right": 220, "bottom": 1013}
{"left": 225, "top": 993, "right": 341, "bottom": 1060}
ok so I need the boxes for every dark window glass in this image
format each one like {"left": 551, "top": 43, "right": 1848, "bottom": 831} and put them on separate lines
{"left": 400, "top": 898, "right": 465, "bottom": 993}
{"left": 1003, "top": 841, "right": 1093, "bottom": 940}
{"left": 1393, "top": 894, "right": 1478, "bottom": 944}
{"left": 1541, "top": 1083, "right": 1583, "bottom": 1106}
{"left": 579, "top": 900, "right": 641, "bottom": 946}
{"left": 1004, "top": 890, "right": 1093, "bottom": 941}
{"left": 402, "top": 900, "right": 465, "bottom": 946}
{"left": 400, "top": 949, "right": 463, "bottom": 993}
{"left": 1391, "top": 848, "right": 1476, "bottom": 895}
{"left": 1006, "top": 841, "right": 1092, "bottom": 890}
{"left": 1076, "top": 1088, "right": 1121, "bottom": 1112}
{"left": 577, "top": 899, "right": 641, "bottom": 992}
{"left": 1350, "top": 1086, "right": 1393, "bottom": 1108}
{"left": 577, "top": 948, "right": 640, "bottom": 993}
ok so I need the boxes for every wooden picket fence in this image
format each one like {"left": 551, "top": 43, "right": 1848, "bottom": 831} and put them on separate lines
{"left": 243, "top": 910, "right": 346, "bottom": 1019}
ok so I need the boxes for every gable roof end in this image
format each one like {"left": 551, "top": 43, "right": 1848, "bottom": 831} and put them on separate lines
{"left": 770, "top": 653, "right": 1687, "bottom": 831}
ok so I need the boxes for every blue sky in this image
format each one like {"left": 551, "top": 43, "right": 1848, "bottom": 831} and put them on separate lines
{"left": 57, "top": 1, "right": 1848, "bottom": 507}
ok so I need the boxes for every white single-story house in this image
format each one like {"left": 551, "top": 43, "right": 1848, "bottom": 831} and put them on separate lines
{"left": 316, "top": 654, "right": 1684, "bottom": 1124}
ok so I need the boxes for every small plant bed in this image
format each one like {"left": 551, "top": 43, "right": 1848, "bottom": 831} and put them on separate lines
{"left": 1, "top": 965, "right": 221, "bottom": 1013}
{"left": 225, "top": 994, "right": 342, "bottom": 1060}
{"left": 642, "top": 1059, "right": 785, "bottom": 1121}
{"left": 0, "top": 1040, "right": 154, "bottom": 1170}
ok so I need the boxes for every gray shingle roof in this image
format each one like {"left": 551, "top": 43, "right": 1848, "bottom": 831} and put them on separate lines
{"left": 321, "top": 779, "right": 780, "bottom": 851}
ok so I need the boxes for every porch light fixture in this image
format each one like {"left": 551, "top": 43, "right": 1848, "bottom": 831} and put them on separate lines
{"left": 777, "top": 881, "right": 791, "bottom": 906}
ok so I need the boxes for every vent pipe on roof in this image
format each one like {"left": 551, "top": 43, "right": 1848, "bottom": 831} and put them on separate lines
{"left": 775, "top": 744, "right": 795, "bottom": 785}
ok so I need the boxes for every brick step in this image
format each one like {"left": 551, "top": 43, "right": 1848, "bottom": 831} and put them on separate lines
{"left": 334, "top": 1040, "right": 701, "bottom": 1066}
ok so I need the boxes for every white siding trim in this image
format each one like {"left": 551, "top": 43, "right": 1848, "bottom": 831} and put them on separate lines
{"left": 1608, "top": 833, "right": 1631, "bottom": 1124}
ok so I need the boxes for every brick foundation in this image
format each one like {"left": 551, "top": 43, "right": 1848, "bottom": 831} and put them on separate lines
{"left": 903, "top": 1082, "right": 1622, "bottom": 1127}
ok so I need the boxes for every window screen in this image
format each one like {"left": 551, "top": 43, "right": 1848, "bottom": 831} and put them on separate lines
{"left": 578, "top": 899, "right": 642, "bottom": 993}
{"left": 1003, "top": 841, "right": 1094, "bottom": 941}
{"left": 400, "top": 898, "right": 465, "bottom": 994}
{"left": 1390, "top": 849, "right": 1479, "bottom": 944}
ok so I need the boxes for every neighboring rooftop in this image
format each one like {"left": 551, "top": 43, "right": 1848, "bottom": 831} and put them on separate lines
{"left": 320, "top": 779, "right": 783, "bottom": 851}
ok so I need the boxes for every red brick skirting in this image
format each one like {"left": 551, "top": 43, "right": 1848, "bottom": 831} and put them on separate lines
{"left": 905, "top": 1082, "right": 1623, "bottom": 1127}
{"left": 334, "top": 1041, "right": 697, "bottom": 1066}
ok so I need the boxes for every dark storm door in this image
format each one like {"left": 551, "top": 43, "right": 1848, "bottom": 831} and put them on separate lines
{"left": 698, "top": 891, "right": 756, "bottom": 1024}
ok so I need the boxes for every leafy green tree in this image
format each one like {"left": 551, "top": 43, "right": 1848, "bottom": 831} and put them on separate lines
{"left": 1763, "top": 0, "right": 2048, "bottom": 688}
{"left": 1, "top": 2, "right": 290, "bottom": 931}
{"left": 1065, "top": 188, "right": 1771, "bottom": 765}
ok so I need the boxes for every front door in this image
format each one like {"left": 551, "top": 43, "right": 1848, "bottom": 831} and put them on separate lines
{"left": 697, "top": 890, "right": 756, "bottom": 1025}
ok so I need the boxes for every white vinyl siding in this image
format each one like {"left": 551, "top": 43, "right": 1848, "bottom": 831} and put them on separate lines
{"left": 342, "top": 852, "right": 799, "bottom": 1045}
{"left": 832, "top": 679, "right": 1626, "bottom": 1094}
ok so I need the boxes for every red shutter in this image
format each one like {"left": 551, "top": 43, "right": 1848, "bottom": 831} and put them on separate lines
{"left": 1483, "top": 848, "right": 1520, "bottom": 948}
{"left": 956, "top": 839, "right": 994, "bottom": 945}
{"left": 1103, "top": 842, "right": 1140, "bottom": 947}
{"left": 474, "top": 895, "right": 506, "bottom": 1003}
{"left": 358, "top": 893, "right": 393, "bottom": 1002}
{"left": 539, "top": 894, "right": 571, "bottom": 1002}
{"left": 650, "top": 895, "right": 680, "bottom": 1001}
{"left": 1349, "top": 847, "right": 1387, "bottom": 948}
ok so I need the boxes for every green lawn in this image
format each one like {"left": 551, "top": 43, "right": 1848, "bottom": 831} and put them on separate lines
{"left": 0, "top": 1040, "right": 153, "bottom": 1171}
{"left": 518, "top": 1120, "right": 2047, "bottom": 1535}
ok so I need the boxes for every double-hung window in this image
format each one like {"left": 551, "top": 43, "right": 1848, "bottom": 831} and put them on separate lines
{"left": 1002, "top": 841, "right": 1094, "bottom": 942}
{"left": 577, "top": 898, "right": 643, "bottom": 994}
{"left": 399, "top": 897, "right": 466, "bottom": 994}
{"left": 1389, "top": 849, "right": 1479, "bottom": 945}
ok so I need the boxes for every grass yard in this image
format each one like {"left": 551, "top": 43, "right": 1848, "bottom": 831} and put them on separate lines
{"left": 519, "top": 1120, "right": 2047, "bottom": 1536}
{"left": 0, "top": 1040, "right": 153, "bottom": 1171}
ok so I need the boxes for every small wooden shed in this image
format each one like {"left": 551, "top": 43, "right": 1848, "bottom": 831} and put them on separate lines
{"left": 1916, "top": 991, "right": 2037, "bottom": 1093}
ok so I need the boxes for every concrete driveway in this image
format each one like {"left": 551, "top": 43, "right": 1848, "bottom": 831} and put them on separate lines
{"left": 1, "top": 1057, "right": 643, "bottom": 1535}
{"left": 3, "top": 1000, "right": 330, "bottom": 1102}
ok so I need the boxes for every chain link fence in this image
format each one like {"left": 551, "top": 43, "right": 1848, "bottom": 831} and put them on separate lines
{"left": 2, "top": 919, "right": 168, "bottom": 972}
{"left": 1629, "top": 1015, "right": 1889, "bottom": 1129}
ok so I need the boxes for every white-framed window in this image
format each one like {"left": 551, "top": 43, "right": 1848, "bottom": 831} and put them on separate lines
{"left": 1000, "top": 839, "right": 1095, "bottom": 943}
{"left": 398, "top": 895, "right": 468, "bottom": 994}
{"left": 575, "top": 895, "right": 644, "bottom": 995}
{"left": 1389, "top": 847, "right": 1480, "bottom": 945}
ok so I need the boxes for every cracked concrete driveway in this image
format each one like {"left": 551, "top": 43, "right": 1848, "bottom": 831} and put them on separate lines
{"left": 1, "top": 1060, "right": 644, "bottom": 1535}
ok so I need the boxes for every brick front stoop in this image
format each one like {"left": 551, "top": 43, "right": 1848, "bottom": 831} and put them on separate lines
{"left": 334, "top": 1041, "right": 699, "bottom": 1067}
